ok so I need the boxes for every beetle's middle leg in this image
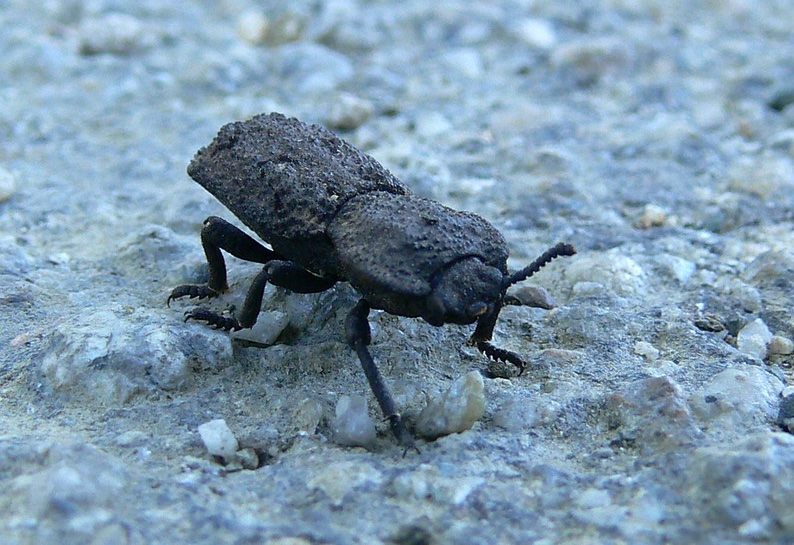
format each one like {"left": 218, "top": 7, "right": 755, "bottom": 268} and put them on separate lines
{"left": 184, "top": 259, "right": 338, "bottom": 331}
{"left": 168, "top": 216, "right": 283, "bottom": 305}
{"left": 345, "top": 299, "right": 416, "bottom": 451}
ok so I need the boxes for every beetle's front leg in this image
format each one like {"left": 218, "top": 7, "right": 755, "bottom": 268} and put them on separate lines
{"left": 468, "top": 301, "right": 527, "bottom": 373}
{"left": 168, "top": 216, "right": 282, "bottom": 305}
{"left": 345, "top": 299, "right": 416, "bottom": 451}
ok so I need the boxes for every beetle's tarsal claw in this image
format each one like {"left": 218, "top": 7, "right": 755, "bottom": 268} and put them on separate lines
{"left": 183, "top": 308, "right": 242, "bottom": 331}
{"left": 505, "top": 242, "right": 576, "bottom": 287}
{"left": 167, "top": 284, "right": 219, "bottom": 306}
{"left": 477, "top": 341, "right": 526, "bottom": 372}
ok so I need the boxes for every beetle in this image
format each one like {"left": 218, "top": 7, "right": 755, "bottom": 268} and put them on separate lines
{"left": 168, "top": 112, "right": 575, "bottom": 448}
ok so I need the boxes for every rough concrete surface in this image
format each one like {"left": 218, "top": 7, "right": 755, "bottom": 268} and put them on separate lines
{"left": 1, "top": 1, "right": 794, "bottom": 544}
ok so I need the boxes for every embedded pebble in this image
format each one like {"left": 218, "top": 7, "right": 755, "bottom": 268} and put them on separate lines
{"left": 743, "top": 250, "right": 794, "bottom": 288}
{"left": 308, "top": 460, "right": 383, "bottom": 506}
{"left": 512, "top": 18, "right": 557, "bottom": 49}
{"left": 736, "top": 318, "right": 773, "bottom": 360}
{"left": 10, "top": 443, "right": 127, "bottom": 541}
{"left": 441, "top": 48, "right": 483, "bottom": 79}
{"left": 323, "top": 93, "right": 374, "bottom": 131}
{"left": 551, "top": 37, "right": 632, "bottom": 83}
{"left": 633, "top": 341, "right": 660, "bottom": 361}
{"left": 236, "top": 9, "right": 270, "bottom": 44}
{"left": 113, "top": 430, "right": 148, "bottom": 448}
{"left": 273, "top": 43, "right": 353, "bottom": 94}
{"left": 492, "top": 396, "right": 561, "bottom": 432}
{"left": 605, "top": 376, "right": 702, "bottom": 453}
{"left": 292, "top": 397, "right": 326, "bottom": 434}
{"left": 40, "top": 310, "right": 232, "bottom": 403}
{"left": 77, "top": 13, "right": 155, "bottom": 55}
{"left": 391, "top": 465, "right": 484, "bottom": 505}
{"left": 234, "top": 448, "right": 260, "bottom": 471}
{"left": 230, "top": 310, "right": 289, "bottom": 345}
{"left": 689, "top": 366, "right": 784, "bottom": 430}
{"left": 768, "top": 335, "right": 794, "bottom": 356}
{"left": 415, "top": 372, "right": 485, "bottom": 439}
{"left": 777, "top": 389, "right": 794, "bottom": 432}
{"left": 0, "top": 167, "right": 17, "bottom": 202}
{"left": 566, "top": 251, "right": 646, "bottom": 296}
{"left": 687, "top": 433, "right": 794, "bottom": 535}
{"left": 237, "top": 9, "right": 305, "bottom": 45}
{"left": 331, "top": 394, "right": 377, "bottom": 448}
{"left": 636, "top": 204, "right": 668, "bottom": 228}
{"left": 653, "top": 254, "right": 697, "bottom": 284}
{"left": 198, "top": 419, "right": 239, "bottom": 459}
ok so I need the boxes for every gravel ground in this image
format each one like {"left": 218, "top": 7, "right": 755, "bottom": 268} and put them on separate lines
{"left": 2, "top": 1, "right": 794, "bottom": 544}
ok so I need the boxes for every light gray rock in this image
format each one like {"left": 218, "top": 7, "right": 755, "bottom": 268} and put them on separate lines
{"left": 41, "top": 309, "right": 233, "bottom": 403}
{"left": 686, "top": 433, "right": 794, "bottom": 537}
{"left": 331, "top": 394, "right": 377, "bottom": 448}
{"left": 77, "top": 13, "right": 158, "bottom": 55}
{"left": 604, "top": 376, "right": 703, "bottom": 454}
{"left": 415, "top": 372, "right": 485, "bottom": 440}
{"left": 690, "top": 366, "right": 784, "bottom": 432}
{"left": 197, "top": 419, "right": 239, "bottom": 459}
{"left": 736, "top": 318, "right": 773, "bottom": 360}
{"left": 0, "top": 166, "right": 16, "bottom": 202}
{"left": 6, "top": 443, "right": 131, "bottom": 544}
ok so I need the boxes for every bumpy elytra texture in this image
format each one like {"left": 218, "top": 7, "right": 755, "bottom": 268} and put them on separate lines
{"left": 188, "top": 113, "right": 508, "bottom": 300}
{"left": 188, "top": 113, "right": 406, "bottom": 277}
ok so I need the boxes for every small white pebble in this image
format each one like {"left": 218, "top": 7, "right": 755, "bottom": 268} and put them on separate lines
{"left": 736, "top": 318, "right": 773, "bottom": 360}
{"left": 237, "top": 9, "right": 270, "bottom": 44}
{"left": 0, "top": 167, "right": 16, "bottom": 202}
{"left": 324, "top": 94, "right": 374, "bottom": 131}
{"left": 78, "top": 13, "right": 152, "bottom": 55}
{"left": 416, "top": 371, "right": 485, "bottom": 439}
{"left": 198, "top": 419, "right": 239, "bottom": 459}
{"left": 114, "top": 430, "right": 148, "bottom": 447}
{"left": 634, "top": 341, "right": 660, "bottom": 361}
{"left": 636, "top": 204, "right": 667, "bottom": 228}
{"left": 230, "top": 310, "right": 288, "bottom": 345}
{"left": 331, "top": 394, "right": 377, "bottom": 448}
{"left": 513, "top": 18, "right": 557, "bottom": 49}
{"left": 238, "top": 9, "right": 304, "bottom": 45}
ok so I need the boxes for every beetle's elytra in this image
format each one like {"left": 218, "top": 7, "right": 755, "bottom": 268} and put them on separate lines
{"left": 168, "top": 112, "right": 575, "bottom": 448}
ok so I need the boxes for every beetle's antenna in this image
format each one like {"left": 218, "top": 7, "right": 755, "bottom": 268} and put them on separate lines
{"left": 504, "top": 242, "right": 576, "bottom": 288}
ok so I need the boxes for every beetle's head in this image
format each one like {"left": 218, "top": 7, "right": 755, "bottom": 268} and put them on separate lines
{"left": 425, "top": 257, "right": 505, "bottom": 326}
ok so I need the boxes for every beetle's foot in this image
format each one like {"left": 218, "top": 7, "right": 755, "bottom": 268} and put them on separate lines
{"left": 477, "top": 341, "right": 527, "bottom": 375}
{"left": 167, "top": 284, "right": 220, "bottom": 306}
{"left": 385, "top": 413, "right": 420, "bottom": 456}
{"left": 184, "top": 307, "right": 242, "bottom": 331}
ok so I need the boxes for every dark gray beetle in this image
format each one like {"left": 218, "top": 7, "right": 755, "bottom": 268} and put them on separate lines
{"left": 168, "top": 112, "right": 575, "bottom": 448}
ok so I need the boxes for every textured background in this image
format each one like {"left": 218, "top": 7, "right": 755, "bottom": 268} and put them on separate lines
{"left": 1, "top": 1, "right": 794, "bottom": 544}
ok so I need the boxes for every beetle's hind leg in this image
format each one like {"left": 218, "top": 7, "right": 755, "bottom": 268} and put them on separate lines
{"left": 168, "top": 216, "right": 282, "bottom": 305}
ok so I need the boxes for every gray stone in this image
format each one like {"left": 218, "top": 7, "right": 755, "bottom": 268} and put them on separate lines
{"left": 0, "top": 166, "right": 16, "bottom": 202}
{"left": 41, "top": 309, "right": 232, "bottom": 403}
{"left": 197, "top": 419, "right": 239, "bottom": 459}
{"left": 690, "top": 366, "right": 784, "bottom": 432}
{"left": 686, "top": 433, "right": 794, "bottom": 536}
{"left": 604, "top": 376, "right": 703, "bottom": 454}
{"left": 331, "top": 394, "right": 377, "bottom": 448}
{"left": 415, "top": 372, "right": 485, "bottom": 440}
